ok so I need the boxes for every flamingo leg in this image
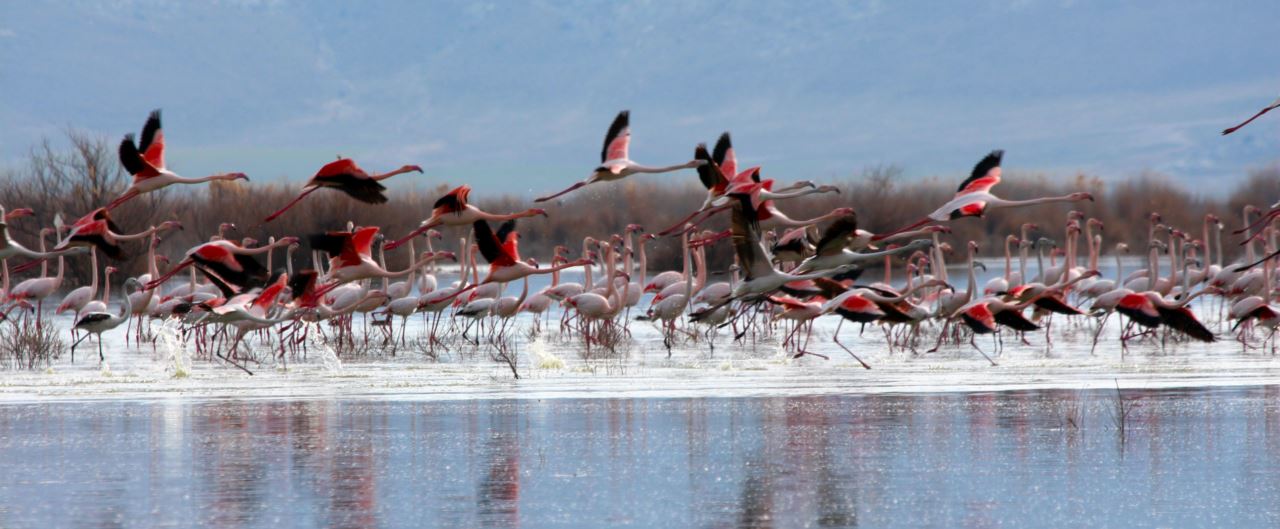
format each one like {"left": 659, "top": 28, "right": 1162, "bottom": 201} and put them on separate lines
{"left": 534, "top": 180, "right": 590, "bottom": 203}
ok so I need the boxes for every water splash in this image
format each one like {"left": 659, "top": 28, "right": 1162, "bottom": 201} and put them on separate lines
{"left": 302, "top": 324, "right": 342, "bottom": 372}
{"left": 154, "top": 320, "right": 190, "bottom": 378}
{"left": 530, "top": 339, "right": 564, "bottom": 370}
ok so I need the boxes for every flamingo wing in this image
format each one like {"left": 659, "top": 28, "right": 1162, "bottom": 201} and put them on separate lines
{"left": 955, "top": 149, "right": 1003, "bottom": 195}
{"left": 1158, "top": 306, "right": 1215, "bottom": 342}
{"left": 814, "top": 213, "right": 858, "bottom": 257}
{"left": 601, "top": 110, "right": 630, "bottom": 162}
{"left": 729, "top": 193, "right": 772, "bottom": 281}
{"left": 473, "top": 220, "right": 516, "bottom": 266}
{"left": 993, "top": 307, "right": 1040, "bottom": 331}
{"left": 350, "top": 226, "right": 380, "bottom": 260}
{"left": 693, "top": 144, "right": 727, "bottom": 193}
{"left": 312, "top": 159, "right": 387, "bottom": 204}
{"left": 433, "top": 185, "right": 470, "bottom": 215}
{"left": 137, "top": 109, "right": 165, "bottom": 170}
{"left": 1116, "top": 293, "right": 1161, "bottom": 328}
{"left": 118, "top": 135, "right": 160, "bottom": 179}
{"left": 712, "top": 132, "right": 737, "bottom": 181}
{"left": 251, "top": 273, "right": 288, "bottom": 309}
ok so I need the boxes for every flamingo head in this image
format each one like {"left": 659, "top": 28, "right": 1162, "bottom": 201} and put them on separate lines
{"left": 1116, "top": 243, "right": 1130, "bottom": 253}
{"left": 641, "top": 233, "right": 656, "bottom": 242}
{"left": 219, "top": 222, "right": 237, "bottom": 233}
{"left": 969, "top": 240, "right": 980, "bottom": 253}
{"left": 2, "top": 207, "right": 34, "bottom": 222}
{"left": 433, "top": 251, "right": 457, "bottom": 262}
{"left": 529, "top": 208, "right": 548, "bottom": 218}
{"left": 1070, "top": 192, "right": 1094, "bottom": 202}
{"left": 38, "top": 227, "right": 53, "bottom": 237}
{"left": 938, "top": 242, "right": 953, "bottom": 255}
{"left": 1068, "top": 210, "right": 1085, "bottom": 221}
{"left": 816, "top": 185, "right": 841, "bottom": 194}
{"left": 526, "top": 258, "right": 539, "bottom": 268}
{"left": 403, "top": 165, "right": 424, "bottom": 173}
{"left": 626, "top": 224, "right": 643, "bottom": 233}
{"left": 241, "top": 237, "right": 259, "bottom": 247}
{"left": 160, "top": 220, "right": 184, "bottom": 231}
{"left": 426, "top": 229, "right": 442, "bottom": 240}
{"left": 1205, "top": 213, "right": 1220, "bottom": 223}
{"left": 1246, "top": 205, "right": 1262, "bottom": 216}
{"left": 278, "top": 236, "right": 301, "bottom": 246}
{"left": 105, "top": 266, "right": 118, "bottom": 274}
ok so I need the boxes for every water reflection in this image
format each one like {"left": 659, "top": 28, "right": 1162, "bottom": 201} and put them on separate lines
{"left": 0, "top": 388, "right": 1278, "bottom": 528}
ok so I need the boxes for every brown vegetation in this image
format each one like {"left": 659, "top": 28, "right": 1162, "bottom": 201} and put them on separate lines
{"left": 2, "top": 131, "right": 1278, "bottom": 289}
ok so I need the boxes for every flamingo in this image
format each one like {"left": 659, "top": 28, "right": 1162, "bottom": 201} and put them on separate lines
{"left": 791, "top": 213, "right": 934, "bottom": 274}
{"left": 535, "top": 110, "right": 704, "bottom": 202}
{"left": 107, "top": 109, "right": 247, "bottom": 210}
{"left": 385, "top": 185, "right": 546, "bottom": 250}
{"left": 1222, "top": 95, "right": 1280, "bottom": 135}
{"left": 263, "top": 158, "right": 423, "bottom": 222}
{"left": 311, "top": 227, "right": 454, "bottom": 292}
{"left": 71, "top": 278, "right": 141, "bottom": 364}
{"left": 437, "top": 219, "right": 589, "bottom": 303}
{"left": 56, "top": 248, "right": 101, "bottom": 316}
{"left": 143, "top": 236, "right": 299, "bottom": 295}
{"left": 1116, "top": 288, "right": 1217, "bottom": 346}
{"left": 877, "top": 150, "right": 1094, "bottom": 240}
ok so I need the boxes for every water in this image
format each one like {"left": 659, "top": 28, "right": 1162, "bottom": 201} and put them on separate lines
{"left": 4, "top": 258, "right": 1280, "bottom": 526}
{"left": 1, "top": 388, "right": 1278, "bottom": 528}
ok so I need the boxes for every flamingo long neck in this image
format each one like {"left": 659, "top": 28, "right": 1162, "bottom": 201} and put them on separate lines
{"left": 1018, "top": 243, "right": 1028, "bottom": 287}
{"left": 1215, "top": 225, "right": 1224, "bottom": 267}
{"left": 582, "top": 240, "right": 593, "bottom": 290}
{"left": 470, "top": 247, "right": 480, "bottom": 285}
{"left": 681, "top": 233, "right": 692, "bottom": 305}
{"left": 991, "top": 194, "right": 1080, "bottom": 209}
{"left": 965, "top": 246, "right": 977, "bottom": 299}
{"left": 119, "top": 282, "right": 135, "bottom": 320}
{"left": 694, "top": 245, "right": 707, "bottom": 293}
{"left": 38, "top": 231, "right": 48, "bottom": 277}
{"left": 1114, "top": 246, "right": 1124, "bottom": 282}
{"left": 638, "top": 238, "right": 648, "bottom": 288}
{"left": 1, "top": 260, "right": 8, "bottom": 296}
{"left": 1147, "top": 245, "right": 1159, "bottom": 287}
{"left": 87, "top": 250, "right": 99, "bottom": 297}
{"left": 1035, "top": 245, "right": 1046, "bottom": 283}
{"left": 286, "top": 248, "right": 295, "bottom": 276}
{"left": 883, "top": 253, "right": 892, "bottom": 285}
{"left": 516, "top": 275, "right": 529, "bottom": 308}
{"left": 1003, "top": 237, "right": 1013, "bottom": 281}
{"left": 603, "top": 245, "right": 618, "bottom": 310}
{"left": 1165, "top": 232, "right": 1177, "bottom": 286}
{"left": 102, "top": 269, "right": 113, "bottom": 302}
{"left": 406, "top": 238, "right": 417, "bottom": 288}
{"left": 1245, "top": 207, "right": 1258, "bottom": 264}
{"left": 931, "top": 233, "right": 947, "bottom": 283}
{"left": 53, "top": 250, "right": 66, "bottom": 286}
{"left": 370, "top": 167, "right": 417, "bottom": 181}
{"left": 456, "top": 238, "right": 468, "bottom": 287}
{"left": 425, "top": 236, "right": 435, "bottom": 273}
{"left": 378, "top": 244, "right": 390, "bottom": 290}
{"left": 478, "top": 209, "right": 537, "bottom": 222}
{"left": 630, "top": 163, "right": 693, "bottom": 174}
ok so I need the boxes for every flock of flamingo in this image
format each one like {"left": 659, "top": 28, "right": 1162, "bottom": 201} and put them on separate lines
{"left": 0, "top": 98, "right": 1278, "bottom": 374}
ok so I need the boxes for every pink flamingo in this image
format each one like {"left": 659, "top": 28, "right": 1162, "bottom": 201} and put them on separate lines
{"left": 535, "top": 110, "right": 704, "bottom": 202}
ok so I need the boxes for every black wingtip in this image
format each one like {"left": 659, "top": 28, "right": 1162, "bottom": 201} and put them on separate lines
{"left": 713, "top": 132, "right": 732, "bottom": 165}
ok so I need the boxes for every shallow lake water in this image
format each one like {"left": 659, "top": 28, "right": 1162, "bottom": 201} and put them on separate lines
{"left": 1, "top": 388, "right": 1279, "bottom": 528}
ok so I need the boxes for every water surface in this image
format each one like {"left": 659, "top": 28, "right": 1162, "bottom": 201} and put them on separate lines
{"left": 2, "top": 387, "right": 1278, "bottom": 528}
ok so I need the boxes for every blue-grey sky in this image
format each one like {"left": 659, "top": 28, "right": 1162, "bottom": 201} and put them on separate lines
{"left": 1, "top": 1, "right": 1277, "bottom": 196}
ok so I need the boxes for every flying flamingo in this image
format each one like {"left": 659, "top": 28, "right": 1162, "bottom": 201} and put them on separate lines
{"left": 436, "top": 220, "right": 590, "bottom": 304}
{"left": 143, "top": 236, "right": 299, "bottom": 294}
{"left": 310, "top": 226, "right": 455, "bottom": 291}
{"left": 791, "top": 213, "right": 934, "bottom": 274}
{"left": 534, "top": 110, "right": 704, "bottom": 202}
{"left": 263, "top": 158, "right": 423, "bottom": 222}
{"left": 876, "top": 150, "right": 1094, "bottom": 240}
{"left": 107, "top": 109, "right": 248, "bottom": 210}
{"left": 385, "top": 185, "right": 546, "bottom": 250}
{"left": 1222, "top": 95, "right": 1280, "bottom": 135}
